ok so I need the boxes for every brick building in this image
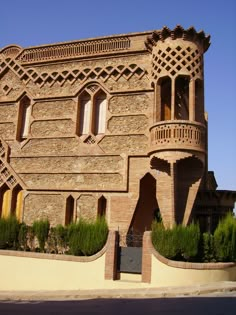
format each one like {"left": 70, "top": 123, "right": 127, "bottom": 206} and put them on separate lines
{"left": 0, "top": 25, "right": 235, "bottom": 243}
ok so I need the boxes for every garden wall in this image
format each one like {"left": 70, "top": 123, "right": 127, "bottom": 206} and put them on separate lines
{"left": 0, "top": 231, "right": 118, "bottom": 291}
{"left": 142, "top": 231, "right": 236, "bottom": 286}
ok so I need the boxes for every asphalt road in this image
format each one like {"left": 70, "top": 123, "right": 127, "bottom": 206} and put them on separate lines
{"left": 1, "top": 294, "right": 236, "bottom": 315}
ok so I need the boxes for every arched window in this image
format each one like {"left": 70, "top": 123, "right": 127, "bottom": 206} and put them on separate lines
{"left": 65, "top": 196, "right": 74, "bottom": 225}
{"left": 97, "top": 195, "right": 107, "bottom": 217}
{"left": 94, "top": 91, "right": 106, "bottom": 135}
{"left": 160, "top": 77, "right": 171, "bottom": 121}
{"left": 79, "top": 92, "right": 91, "bottom": 135}
{"left": 175, "top": 76, "right": 189, "bottom": 120}
{"left": 11, "top": 185, "right": 23, "bottom": 221}
{"left": 17, "top": 95, "right": 31, "bottom": 141}
{"left": 195, "top": 79, "right": 204, "bottom": 123}
{"left": 0, "top": 184, "right": 11, "bottom": 218}
{"left": 78, "top": 86, "right": 107, "bottom": 137}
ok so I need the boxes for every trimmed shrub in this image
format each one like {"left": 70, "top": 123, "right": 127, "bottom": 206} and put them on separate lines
{"left": 202, "top": 232, "right": 215, "bottom": 262}
{"left": 151, "top": 221, "right": 200, "bottom": 261}
{"left": 68, "top": 216, "right": 108, "bottom": 256}
{"left": 32, "top": 219, "right": 50, "bottom": 252}
{"left": 180, "top": 222, "right": 200, "bottom": 260}
{"left": 18, "top": 222, "right": 28, "bottom": 251}
{"left": 214, "top": 213, "right": 236, "bottom": 262}
{"left": 53, "top": 224, "right": 68, "bottom": 253}
{"left": 151, "top": 222, "right": 180, "bottom": 259}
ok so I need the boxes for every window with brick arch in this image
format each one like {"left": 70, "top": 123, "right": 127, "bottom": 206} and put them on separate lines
{"left": 78, "top": 86, "right": 107, "bottom": 136}
{"left": 17, "top": 95, "right": 31, "bottom": 141}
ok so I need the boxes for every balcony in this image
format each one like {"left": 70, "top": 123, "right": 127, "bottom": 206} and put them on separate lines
{"left": 149, "top": 120, "right": 206, "bottom": 155}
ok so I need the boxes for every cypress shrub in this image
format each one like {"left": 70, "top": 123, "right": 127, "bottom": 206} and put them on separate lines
{"left": 180, "top": 223, "right": 200, "bottom": 261}
{"left": 0, "top": 216, "right": 20, "bottom": 249}
{"left": 202, "top": 232, "right": 215, "bottom": 262}
{"left": 0, "top": 217, "right": 8, "bottom": 249}
{"left": 151, "top": 221, "right": 200, "bottom": 261}
{"left": 32, "top": 219, "right": 50, "bottom": 252}
{"left": 54, "top": 224, "right": 68, "bottom": 253}
{"left": 18, "top": 222, "right": 28, "bottom": 251}
{"left": 214, "top": 213, "right": 236, "bottom": 262}
{"left": 68, "top": 216, "right": 108, "bottom": 256}
{"left": 151, "top": 222, "right": 180, "bottom": 259}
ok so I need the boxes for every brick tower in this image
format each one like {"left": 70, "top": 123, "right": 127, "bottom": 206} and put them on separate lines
{"left": 146, "top": 26, "right": 210, "bottom": 227}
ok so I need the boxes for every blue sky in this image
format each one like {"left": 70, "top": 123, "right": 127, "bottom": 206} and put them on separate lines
{"left": 1, "top": 0, "right": 235, "bottom": 191}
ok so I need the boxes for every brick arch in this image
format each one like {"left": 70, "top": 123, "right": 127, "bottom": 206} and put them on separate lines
{"left": 128, "top": 173, "right": 159, "bottom": 239}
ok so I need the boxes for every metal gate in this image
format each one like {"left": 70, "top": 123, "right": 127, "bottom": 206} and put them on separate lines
{"left": 117, "top": 233, "right": 143, "bottom": 274}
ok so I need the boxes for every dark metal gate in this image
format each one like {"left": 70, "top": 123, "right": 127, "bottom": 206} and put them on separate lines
{"left": 117, "top": 233, "right": 143, "bottom": 274}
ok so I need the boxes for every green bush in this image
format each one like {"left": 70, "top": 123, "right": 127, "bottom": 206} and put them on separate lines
{"left": 180, "top": 222, "right": 200, "bottom": 260}
{"left": 214, "top": 214, "right": 236, "bottom": 262}
{"left": 18, "top": 222, "right": 28, "bottom": 251}
{"left": 202, "top": 232, "right": 215, "bottom": 262}
{"left": 151, "top": 221, "right": 200, "bottom": 261}
{"left": 151, "top": 222, "right": 180, "bottom": 259}
{"left": 0, "top": 216, "right": 20, "bottom": 249}
{"left": 54, "top": 224, "right": 68, "bottom": 253}
{"left": 68, "top": 216, "right": 108, "bottom": 256}
{"left": 32, "top": 219, "right": 50, "bottom": 252}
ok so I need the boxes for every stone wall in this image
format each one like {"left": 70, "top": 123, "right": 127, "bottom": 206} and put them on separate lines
{"left": 23, "top": 193, "right": 65, "bottom": 226}
{"left": 0, "top": 31, "right": 153, "bottom": 229}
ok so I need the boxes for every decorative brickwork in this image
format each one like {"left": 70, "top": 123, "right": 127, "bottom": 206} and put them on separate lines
{"left": 0, "top": 26, "right": 235, "bottom": 245}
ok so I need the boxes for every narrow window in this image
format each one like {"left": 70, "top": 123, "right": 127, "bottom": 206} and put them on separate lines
{"left": 175, "top": 76, "right": 189, "bottom": 120}
{"left": 195, "top": 79, "right": 204, "bottom": 123}
{"left": 11, "top": 185, "right": 23, "bottom": 221}
{"left": 0, "top": 184, "right": 11, "bottom": 218}
{"left": 160, "top": 77, "right": 171, "bottom": 121}
{"left": 79, "top": 92, "right": 91, "bottom": 135}
{"left": 17, "top": 96, "right": 31, "bottom": 141}
{"left": 97, "top": 195, "right": 107, "bottom": 217}
{"left": 94, "top": 91, "right": 106, "bottom": 135}
{"left": 65, "top": 196, "right": 74, "bottom": 225}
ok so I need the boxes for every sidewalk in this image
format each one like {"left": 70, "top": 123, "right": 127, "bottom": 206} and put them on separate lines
{"left": 0, "top": 281, "right": 236, "bottom": 301}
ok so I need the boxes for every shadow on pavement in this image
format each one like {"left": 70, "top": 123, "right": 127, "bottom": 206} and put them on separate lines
{"left": 0, "top": 297, "right": 236, "bottom": 315}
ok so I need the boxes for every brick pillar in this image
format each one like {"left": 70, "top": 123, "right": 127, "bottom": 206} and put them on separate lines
{"left": 105, "top": 230, "right": 119, "bottom": 280}
{"left": 142, "top": 231, "right": 152, "bottom": 283}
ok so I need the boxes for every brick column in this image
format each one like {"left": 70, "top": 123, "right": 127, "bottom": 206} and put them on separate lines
{"left": 142, "top": 231, "right": 152, "bottom": 283}
{"left": 105, "top": 230, "right": 119, "bottom": 280}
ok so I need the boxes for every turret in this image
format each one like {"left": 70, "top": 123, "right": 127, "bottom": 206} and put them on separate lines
{"left": 146, "top": 25, "right": 210, "bottom": 227}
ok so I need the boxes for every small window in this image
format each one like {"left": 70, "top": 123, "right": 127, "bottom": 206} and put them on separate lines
{"left": 195, "top": 79, "right": 204, "bottom": 123}
{"left": 11, "top": 186, "right": 23, "bottom": 221}
{"left": 17, "top": 95, "right": 31, "bottom": 141}
{"left": 97, "top": 195, "right": 107, "bottom": 217}
{"left": 160, "top": 77, "right": 171, "bottom": 121}
{"left": 94, "top": 91, "right": 106, "bottom": 135}
{"left": 79, "top": 92, "right": 91, "bottom": 135}
{"left": 175, "top": 76, "right": 189, "bottom": 120}
{"left": 65, "top": 196, "right": 74, "bottom": 225}
{"left": 0, "top": 184, "right": 11, "bottom": 218}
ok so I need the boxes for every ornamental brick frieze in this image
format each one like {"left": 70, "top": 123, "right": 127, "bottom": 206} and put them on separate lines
{"left": 15, "top": 37, "right": 131, "bottom": 63}
{"left": 0, "top": 55, "right": 146, "bottom": 92}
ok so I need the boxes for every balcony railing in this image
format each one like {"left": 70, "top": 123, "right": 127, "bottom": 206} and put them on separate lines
{"left": 149, "top": 121, "right": 206, "bottom": 154}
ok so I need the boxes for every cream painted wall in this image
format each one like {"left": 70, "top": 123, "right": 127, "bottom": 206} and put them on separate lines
{"left": 151, "top": 254, "right": 236, "bottom": 287}
{"left": 0, "top": 254, "right": 106, "bottom": 291}
{"left": 0, "top": 250, "right": 236, "bottom": 291}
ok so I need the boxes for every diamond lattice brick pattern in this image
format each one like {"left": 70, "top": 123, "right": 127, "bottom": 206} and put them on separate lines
{"left": 7, "top": 176, "right": 17, "bottom": 188}
{"left": 84, "top": 135, "right": 96, "bottom": 144}
{"left": 152, "top": 46, "right": 202, "bottom": 80}
{"left": 31, "top": 64, "right": 146, "bottom": 88}
{"left": 0, "top": 143, "right": 5, "bottom": 157}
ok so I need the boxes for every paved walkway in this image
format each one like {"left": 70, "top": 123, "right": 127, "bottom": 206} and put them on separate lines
{"left": 0, "top": 281, "right": 236, "bottom": 301}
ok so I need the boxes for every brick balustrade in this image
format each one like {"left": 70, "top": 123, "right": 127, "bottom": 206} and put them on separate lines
{"left": 149, "top": 121, "right": 206, "bottom": 154}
